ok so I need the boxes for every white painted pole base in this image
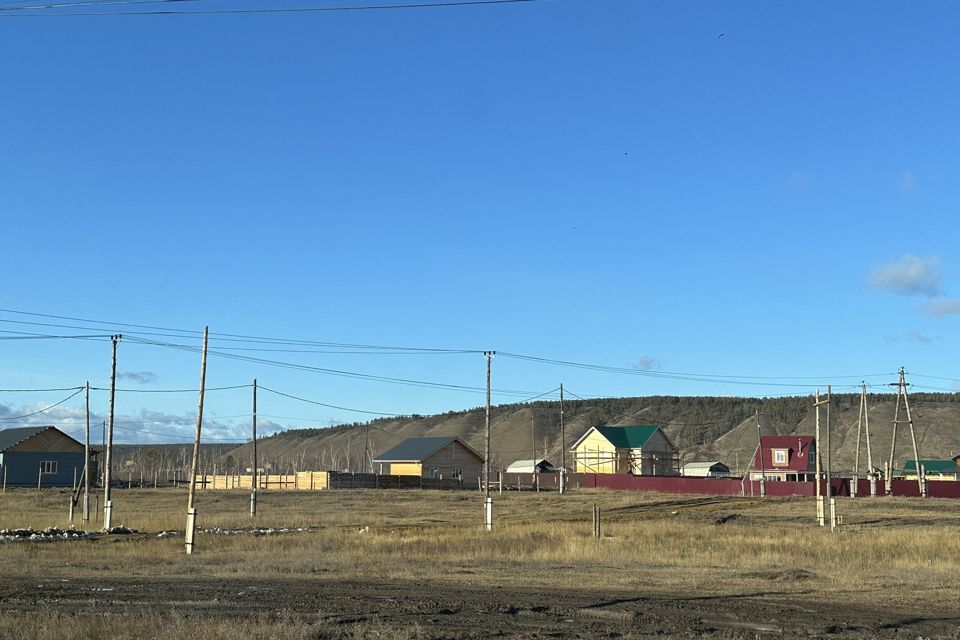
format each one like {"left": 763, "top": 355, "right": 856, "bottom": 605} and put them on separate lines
{"left": 759, "top": 478, "right": 766, "bottom": 498}
{"left": 816, "top": 496, "right": 825, "bottom": 527}
{"left": 250, "top": 491, "right": 257, "bottom": 517}
{"left": 103, "top": 500, "right": 113, "bottom": 531}
{"left": 870, "top": 476, "right": 877, "bottom": 497}
{"left": 559, "top": 470, "right": 565, "bottom": 495}
{"left": 484, "top": 497, "right": 493, "bottom": 531}
{"left": 829, "top": 497, "right": 837, "bottom": 531}
{"left": 851, "top": 477, "right": 858, "bottom": 497}
{"left": 82, "top": 494, "right": 90, "bottom": 523}
{"left": 185, "top": 508, "right": 197, "bottom": 555}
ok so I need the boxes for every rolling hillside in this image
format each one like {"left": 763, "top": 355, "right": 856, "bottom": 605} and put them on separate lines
{"left": 224, "top": 393, "right": 960, "bottom": 476}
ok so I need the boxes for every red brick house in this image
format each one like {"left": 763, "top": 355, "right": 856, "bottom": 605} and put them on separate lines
{"left": 748, "top": 435, "right": 816, "bottom": 482}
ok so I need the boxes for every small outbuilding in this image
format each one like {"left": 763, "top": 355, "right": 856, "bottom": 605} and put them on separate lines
{"left": 903, "top": 459, "right": 959, "bottom": 481}
{"left": 0, "top": 425, "right": 93, "bottom": 488}
{"left": 570, "top": 425, "right": 679, "bottom": 475}
{"left": 373, "top": 436, "right": 483, "bottom": 486}
{"left": 505, "top": 459, "right": 557, "bottom": 474}
{"left": 682, "top": 461, "right": 732, "bottom": 478}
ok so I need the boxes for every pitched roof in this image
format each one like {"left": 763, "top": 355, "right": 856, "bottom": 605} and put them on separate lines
{"left": 373, "top": 436, "right": 483, "bottom": 463}
{"left": 753, "top": 435, "right": 815, "bottom": 472}
{"left": 594, "top": 425, "right": 661, "bottom": 449}
{"left": 903, "top": 459, "right": 959, "bottom": 474}
{"left": 505, "top": 459, "right": 556, "bottom": 473}
{"left": 0, "top": 426, "right": 56, "bottom": 453}
{"left": 683, "top": 461, "right": 729, "bottom": 470}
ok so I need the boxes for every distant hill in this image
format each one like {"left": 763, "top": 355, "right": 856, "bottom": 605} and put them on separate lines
{"left": 222, "top": 393, "right": 960, "bottom": 476}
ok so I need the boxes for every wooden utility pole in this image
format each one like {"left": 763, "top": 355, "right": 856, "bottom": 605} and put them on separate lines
{"left": 814, "top": 389, "right": 825, "bottom": 526}
{"left": 755, "top": 409, "right": 765, "bottom": 497}
{"left": 83, "top": 381, "right": 91, "bottom": 523}
{"left": 559, "top": 383, "right": 566, "bottom": 494}
{"left": 185, "top": 326, "right": 209, "bottom": 555}
{"left": 103, "top": 334, "right": 121, "bottom": 530}
{"left": 854, "top": 382, "right": 874, "bottom": 497}
{"left": 825, "top": 385, "right": 836, "bottom": 530}
{"left": 363, "top": 422, "right": 371, "bottom": 474}
{"left": 250, "top": 378, "right": 257, "bottom": 517}
{"left": 887, "top": 367, "right": 923, "bottom": 496}
{"left": 483, "top": 351, "right": 494, "bottom": 531}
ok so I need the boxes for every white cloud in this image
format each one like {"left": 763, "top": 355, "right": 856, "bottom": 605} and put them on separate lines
{"left": 900, "top": 169, "right": 916, "bottom": 192}
{"left": 117, "top": 371, "right": 158, "bottom": 384}
{"left": 869, "top": 253, "right": 942, "bottom": 297}
{"left": 883, "top": 331, "right": 937, "bottom": 344}
{"left": 633, "top": 356, "right": 663, "bottom": 371}
{"left": 921, "top": 298, "right": 960, "bottom": 318}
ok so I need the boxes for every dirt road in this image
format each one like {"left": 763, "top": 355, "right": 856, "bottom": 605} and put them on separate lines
{"left": 1, "top": 575, "right": 956, "bottom": 638}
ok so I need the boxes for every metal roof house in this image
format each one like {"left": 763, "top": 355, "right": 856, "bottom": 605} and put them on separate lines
{"left": 0, "top": 426, "right": 93, "bottom": 488}
{"left": 570, "top": 425, "right": 679, "bottom": 476}
{"left": 681, "top": 461, "right": 733, "bottom": 478}
{"left": 903, "top": 459, "right": 959, "bottom": 481}
{"left": 749, "top": 435, "right": 816, "bottom": 482}
{"left": 373, "top": 436, "right": 483, "bottom": 487}
{"left": 505, "top": 459, "right": 557, "bottom": 474}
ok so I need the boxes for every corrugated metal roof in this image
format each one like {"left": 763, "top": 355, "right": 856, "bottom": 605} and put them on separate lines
{"left": 594, "top": 425, "right": 660, "bottom": 449}
{"left": 683, "top": 461, "right": 727, "bottom": 470}
{"left": 0, "top": 426, "right": 55, "bottom": 453}
{"left": 904, "top": 459, "right": 958, "bottom": 474}
{"left": 753, "top": 435, "right": 815, "bottom": 472}
{"left": 373, "top": 436, "right": 482, "bottom": 462}
{"left": 505, "top": 459, "right": 556, "bottom": 473}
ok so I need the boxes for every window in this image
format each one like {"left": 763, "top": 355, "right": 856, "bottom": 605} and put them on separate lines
{"left": 451, "top": 467, "right": 462, "bottom": 479}
{"left": 429, "top": 467, "right": 440, "bottom": 479}
{"left": 41, "top": 461, "right": 58, "bottom": 474}
{"left": 772, "top": 449, "right": 788, "bottom": 465}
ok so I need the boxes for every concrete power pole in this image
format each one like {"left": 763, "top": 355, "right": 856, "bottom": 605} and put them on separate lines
{"left": 83, "top": 380, "right": 91, "bottom": 523}
{"left": 887, "top": 367, "right": 923, "bottom": 497}
{"left": 185, "top": 326, "right": 209, "bottom": 555}
{"left": 483, "top": 351, "right": 495, "bottom": 531}
{"left": 103, "top": 334, "right": 121, "bottom": 531}
{"left": 825, "top": 385, "right": 836, "bottom": 530}
{"left": 755, "top": 409, "right": 765, "bottom": 497}
{"left": 250, "top": 378, "right": 257, "bottom": 518}
{"left": 814, "top": 389, "right": 825, "bottom": 527}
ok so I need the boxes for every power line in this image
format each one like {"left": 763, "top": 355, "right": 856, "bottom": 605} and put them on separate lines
{"left": 89, "top": 383, "right": 252, "bottom": 393}
{"left": 257, "top": 385, "right": 398, "bottom": 416}
{"left": 0, "top": 386, "right": 85, "bottom": 392}
{"left": 0, "top": 387, "right": 85, "bottom": 421}
{"left": 0, "top": 0, "right": 544, "bottom": 17}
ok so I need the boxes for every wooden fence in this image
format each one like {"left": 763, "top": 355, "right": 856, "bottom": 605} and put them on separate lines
{"left": 193, "top": 471, "right": 464, "bottom": 491}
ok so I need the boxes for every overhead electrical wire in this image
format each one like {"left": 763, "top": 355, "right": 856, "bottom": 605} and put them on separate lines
{"left": 0, "top": 387, "right": 85, "bottom": 421}
{"left": 0, "top": 0, "right": 544, "bottom": 17}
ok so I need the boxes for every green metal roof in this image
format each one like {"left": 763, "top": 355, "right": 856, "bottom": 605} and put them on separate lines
{"left": 594, "top": 425, "right": 660, "bottom": 449}
{"left": 903, "top": 459, "right": 959, "bottom": 474}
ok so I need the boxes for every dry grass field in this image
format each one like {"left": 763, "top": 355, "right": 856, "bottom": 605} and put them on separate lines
{"left": 1, "top": 487, "right": 959, "bottom": 639}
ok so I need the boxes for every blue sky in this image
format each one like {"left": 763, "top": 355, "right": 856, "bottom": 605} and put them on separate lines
{"left": 1, "top": 0, "right": 959, "bottom": 444}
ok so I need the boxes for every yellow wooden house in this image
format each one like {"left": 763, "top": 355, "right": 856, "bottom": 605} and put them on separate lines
{"left": 571, "top": 425, "right": 679, "bottom": 475}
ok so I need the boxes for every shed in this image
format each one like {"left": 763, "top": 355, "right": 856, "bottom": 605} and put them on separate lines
{"left": 682, "top": 461, "right": 732, "bottom": 478}
{"left": 373, "top": 436, "right": 483, "bottom": 486}
{"left": 505, "top": 459, "right": 557, "bottom": 474}
{"left": 903, "top": 459, "right": 959, "bottom": 481}
{"left": 749, "top": 435, "right": 816, "bottom": 482}
{"left": 570, "top": 425, "right": 679, "bottom": 475}
{"left": 0, "top": 426, "right": 93, "bottom": 488}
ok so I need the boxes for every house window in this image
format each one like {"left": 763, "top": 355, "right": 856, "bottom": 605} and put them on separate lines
{"left": 42, "top": 461, "right": 58, "bottom": 474}
{"left": 430, "top": 467, "right": 440, "bottom": 479}
{"left": 451, "top": 467, "right": 462, "bottom": 479}
{"left": 772, "top": 449, "right": 788, "bottom": 466}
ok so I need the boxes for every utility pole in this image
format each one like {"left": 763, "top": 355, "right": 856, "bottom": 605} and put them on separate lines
{"left": 755, "top": 409, "right": 765, "bottom": 497}
{"left": 825, "top": 385, "right": 836, "bottom": 530}
{"left": 185, "top": 326, "right": 209, "bottom": 555}
{"left": 103, "top": 334, "right": 121, "bottom": 530}
{"left": 814, "top": 389, "right": 824, "bottom": 526}
{"left": 854, "top": 382, "right": 874, "bottom": 497}
{"left": 250, "top": 378, "right": 257, "bottom": 518}
{"left": 363, "top": 422, "right": 371, "bottom": 474}
{"left": 559, "top": 383, "right": 566, "bottom": 494}
{"left": 83, "top": 380, "right": 90, "bottom": 523}
{"left": 887, "top": 367, "right": 923, "bottom": 496}
{"left": 483, "top": 351, "right": 495, "bottom": 531}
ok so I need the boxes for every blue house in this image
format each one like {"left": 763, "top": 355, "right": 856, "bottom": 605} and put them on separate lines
{"left": 0, "top": 426, "right": 93, "bottom": 488}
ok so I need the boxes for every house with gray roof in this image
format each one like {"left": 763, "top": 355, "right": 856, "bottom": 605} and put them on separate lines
{"left": 373, "top": 436, "right": 483, "bottom": 488}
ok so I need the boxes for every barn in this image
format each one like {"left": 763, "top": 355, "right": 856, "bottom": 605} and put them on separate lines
{"left": 373, "top": 436, "right": 483, "bottom": 486}
{"left": 0, "top": 426, "right": 93, "bottom": 488}
{"left": 570, "top": 425, "right": 679, "bottom": 475}
{"left": 505, "top": 459, "right": 557, "bottom": 474}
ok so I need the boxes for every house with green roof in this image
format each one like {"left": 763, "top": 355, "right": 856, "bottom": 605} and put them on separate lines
{"left": 570, "top": 425, "right": 678, "bottom": 476}
{"left": 902, "top": 459, "right": 959, "bottom": 481}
